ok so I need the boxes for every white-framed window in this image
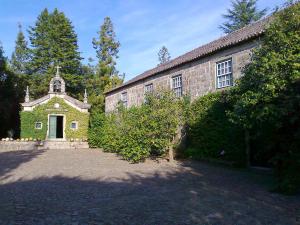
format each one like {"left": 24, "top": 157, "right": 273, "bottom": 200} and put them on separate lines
{"left": 121, "top": 92, "right": 128, "bottom": 107}
{"left": 216, "top": 59, "right": 233, "bottom": 88}
{"left": 144, "top": 83, "right": 153, "bottom": 94}
{"left": 172, "top": 75, "right": 183, "bottom": 97}
{"left": 70, "top": 121, "right": 78, "bottom": 130}
{"left": 35, "top": 122, "right": 42, "bottom": 129}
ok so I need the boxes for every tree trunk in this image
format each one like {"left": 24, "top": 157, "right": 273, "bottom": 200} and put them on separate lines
{"left": 245, "top": 129, "right": 251, "bottom": 168}
{"left": 168, "top": 145, "right": 174, "bottom": 162}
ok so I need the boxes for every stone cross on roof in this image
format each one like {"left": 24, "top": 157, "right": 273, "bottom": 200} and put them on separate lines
{"left": 55, "top": 65, "right": 61, "bottom": 78}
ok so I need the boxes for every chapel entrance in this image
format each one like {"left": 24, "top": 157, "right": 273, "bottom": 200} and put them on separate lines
{"left": 49, "top": 115, "right": 64, "bottom": 139}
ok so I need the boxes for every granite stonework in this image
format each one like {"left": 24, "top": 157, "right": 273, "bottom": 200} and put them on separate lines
{"left": 0, "top": 141, "right": 89, "bottom": 151}
{"left": 105, "top": 40, "right": 258, "bottom": 112}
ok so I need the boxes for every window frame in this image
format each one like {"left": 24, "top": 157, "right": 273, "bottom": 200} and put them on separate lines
{"left": 144, "top": 83, "right": 154, "bottom": 94}
{"left": 171, "top": 74, "right": 183, "bottom": 97}
{"left": 216, "top": 58, "right": 233, "bottom": 89}
{"left": 70, "top": 121, "right": 78, "bottom": 130}
{"left": 35, "top": 122, "right": 43, "bottom": 129}
{"left": 120, "top": 92, "right": 128, "bottom": 108}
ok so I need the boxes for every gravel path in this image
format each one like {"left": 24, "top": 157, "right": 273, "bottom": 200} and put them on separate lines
{"left": 0, "top": 148, "right": 299, "bottom": 225}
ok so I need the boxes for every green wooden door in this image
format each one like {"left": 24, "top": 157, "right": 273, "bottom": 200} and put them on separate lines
{"left": 49, "top": 115, "right": 57, "bottom": 139}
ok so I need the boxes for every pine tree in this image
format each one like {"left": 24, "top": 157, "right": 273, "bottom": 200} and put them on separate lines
{"left": 0, "top": 43, "right": 22, "bottom": 138}
{"left": 11, "top": 24, "right": 30, "bottom": 74}
{"left": 28, "top": 8, "right": 83, "bottom": 97}
{"left": 220, "top": 0, "right": 267, "bottom": 34}
{"left": 92, "top": 17, "right": 120, "bottom": 79}
{"left": 87, "top": 17, "right": 123, "bottom": 113}
{"left": 0, "top": 43, "right": 6, "bottom": 80}
{"left": 158, "top": 46, "right": 171, "bottom": 65}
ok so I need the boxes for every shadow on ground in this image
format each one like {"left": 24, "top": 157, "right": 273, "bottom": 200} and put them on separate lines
{"left": 0, "top": 150, "right": 299, "bottom": 224}
{"left": 0, "top": 149, "right": 44, "bottom": 179}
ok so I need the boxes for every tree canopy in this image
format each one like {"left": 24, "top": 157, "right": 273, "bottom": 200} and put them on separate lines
{"left": 228, "top": 2, "right": 300, "bottom": 193}
{"left": 220, "top": 0, "right": 267, "bottom": 33}
{"left": 158, "top": 46, "right": 171, "bottom": 65}
{"left": 10, "top": 24, "right": 30, "bottom": 74}
{"left": 28, "top": 8, "right": 83, "bottom": 97}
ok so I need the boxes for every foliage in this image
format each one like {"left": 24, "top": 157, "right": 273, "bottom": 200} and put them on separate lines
{"left": 87, "top": 16, "right": 124, "bottom": 115}
{"left": 20, "top": 97, "right": 89, "bottom": 140}
{"left": 88, "top": 91, "right": 184, "bottom": 163}
{"left": 0, "top": 43, "right": 24, "bottom": 138}
{"left": 228, "top": 2, "right": 300, "bottom": 194}
{"left": 92, "top": 17, "right": 122, "bottom": 79}
{"left": 185, "top": 92, "right": 246, "bottom": 166}
{"left": 10, "top": 24, "right": 30, "bottom": 74}
{"left": 28, "top": 8, "right": 83, "bottom": 98}
{"left": 220, "top": 0, "right": 267, "bottom": 33}
{"left": 158, "top": 46, "right": 171, "bottom": 65}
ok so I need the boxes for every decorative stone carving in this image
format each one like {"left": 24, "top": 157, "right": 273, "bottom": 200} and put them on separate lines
{"left": 84, "top": 89, "right": 88, "bottom": 103}
{"left": 25, "top": 86, "right": 30, "bottom": 103}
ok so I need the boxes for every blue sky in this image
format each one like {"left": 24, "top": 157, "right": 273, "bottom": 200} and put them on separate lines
{"left": 0, "top": 0, "right": 285, "bottom": 81}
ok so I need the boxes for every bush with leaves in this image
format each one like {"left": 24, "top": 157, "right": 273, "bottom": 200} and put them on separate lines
{"left": 227, "top": 2, "right": 300, "bottom": 194}
{"left": 186, "top": 91, "right": 246, "bottom": 166}
{"left": 88, "top": 90, "right": 184, "bottom": 163}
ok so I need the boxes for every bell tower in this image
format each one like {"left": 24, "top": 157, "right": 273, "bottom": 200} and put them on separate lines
{"left": 49, "top": 66, "right": 66, "bottom": 94}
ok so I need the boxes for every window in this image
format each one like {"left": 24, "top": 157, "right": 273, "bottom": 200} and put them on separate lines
{"left": 144, "top": 83, "right": 153, "bottom": 94}
{"left": 35, "top": 122, "right": 42, "bottom": 129}
{"left": 70, "top": 121, "right": 78, "bottom": 130}
{"left": 121, "top": 92, "right": 128, "bottom": 107}
{"left": 216, "top": 59, "right": 233, "bottom": 88}
{"left": 172, "top": 75, "right": 183, "bottom": 97}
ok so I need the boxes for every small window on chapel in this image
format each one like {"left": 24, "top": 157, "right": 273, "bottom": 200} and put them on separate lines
{"left": 70, "top": 121, "right": 78, "bottom": 130}
{"left": 35, "top": 122, "right": 42, "bottom": 129}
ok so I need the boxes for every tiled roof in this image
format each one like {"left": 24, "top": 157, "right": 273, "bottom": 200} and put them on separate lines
{"left": 106, "top": 16, "right": 271, "bottom": 95}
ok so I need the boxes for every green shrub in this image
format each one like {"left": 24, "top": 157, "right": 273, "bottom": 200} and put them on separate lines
{"left": 227, "top": 2, "right": 300, "bottom": 194}
{"left": 88, "top": 90, "right": 184, "bottom": 163}
{"left": 186, "top": 92, "right": 246, "bottom": 167}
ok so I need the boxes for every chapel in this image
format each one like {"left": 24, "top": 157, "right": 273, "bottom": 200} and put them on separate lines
{"left": 20, "top": 66, "right": 91, "bottom": 141}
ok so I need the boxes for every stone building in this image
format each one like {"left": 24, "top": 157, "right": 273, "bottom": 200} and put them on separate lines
{"left": 105, "top": 18, "right": 269, "bottom": 112}
{"left": 20, "top": 67, "right": 91, "bottom": 141}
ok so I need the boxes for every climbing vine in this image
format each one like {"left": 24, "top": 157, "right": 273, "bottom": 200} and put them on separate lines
{"left": 20, "top": 97, "right": 89, "bottom": 140}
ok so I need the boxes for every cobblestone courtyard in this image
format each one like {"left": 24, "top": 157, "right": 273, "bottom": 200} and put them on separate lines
{"left": 0, "top": 148, "right": 299, "bottom": 225}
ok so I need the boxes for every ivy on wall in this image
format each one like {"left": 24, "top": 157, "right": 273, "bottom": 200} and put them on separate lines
{"left": 20, "top": 97, "right": 89, "bottom": 140}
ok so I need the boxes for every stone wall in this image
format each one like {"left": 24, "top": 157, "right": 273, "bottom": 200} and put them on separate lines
{"left": 105, "top": 40, "right": 258, "bottom": 112}
{"left": 0, "top": 141, "right": 89, "bottom": 151}
{"left": 0, "top": 141, "right": 38, "bottom": 151}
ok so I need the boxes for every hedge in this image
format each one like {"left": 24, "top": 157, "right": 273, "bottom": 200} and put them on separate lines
{"left": 186, "top": 91, "right": 246, "bottom": 167}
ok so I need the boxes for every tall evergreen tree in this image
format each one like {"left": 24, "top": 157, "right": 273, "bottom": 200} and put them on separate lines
{"left": 85, "top": 17, "right": 124, "bottom": 113}
{"left": 10, "top": 24, "right": 30, "bottom": 74}
{"left": 0, "top": 43, "right": 22, "bottom": 138}
{"left": 92, "top": 17, "right": 120, "bottom": 79}
{"left": 220, "top": 0, "right": 267, "bottom": 34}
{"left": 158, "top": 46, "right": 171, "bottom": 65}
{"left": 28, "top": 8, "right": 83, "bottom": 97}
{"left": 0, "top": 43, "right": 6, "bottom": 81}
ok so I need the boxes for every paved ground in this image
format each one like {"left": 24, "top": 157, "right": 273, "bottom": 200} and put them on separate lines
{"left": 0, "top": 148, "right": 299, "bottom": 225}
